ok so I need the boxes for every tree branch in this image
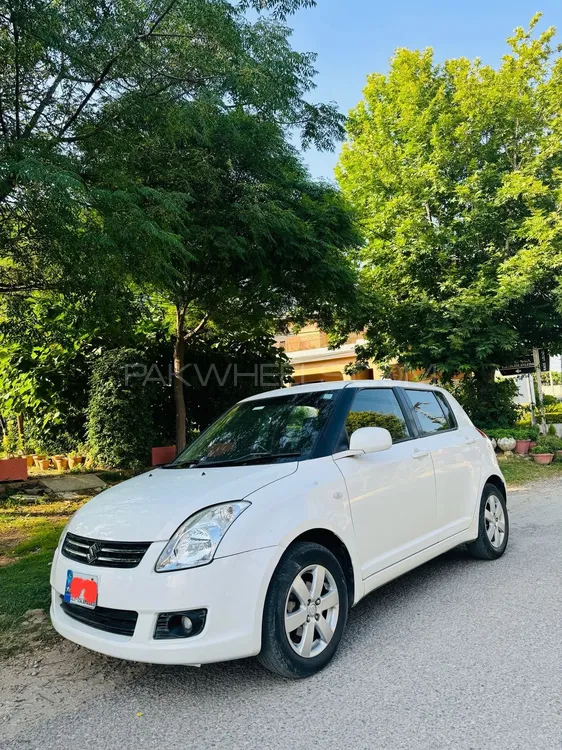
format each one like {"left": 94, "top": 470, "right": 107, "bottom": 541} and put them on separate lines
{"left": 184, "top": 313, "right": 209, "bottom": 342}
{"left": 12, "top": 13, "right": 21, "bottom": 138}
{"left": 57, "top": 0, "right": 181, "bottom": 138}
{"left": 22, "top": 68, "right": 65, "bottom": 138}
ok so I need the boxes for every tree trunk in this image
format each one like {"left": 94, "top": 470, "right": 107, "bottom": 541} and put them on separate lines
{"left": 173, "top": 305, "right": 187, "bottom": 454}
{"left": 473, "top": 365, "right": 496, "bottom": 384}
{"left": 17, "top": 414, "right": 24, "bottom": 442}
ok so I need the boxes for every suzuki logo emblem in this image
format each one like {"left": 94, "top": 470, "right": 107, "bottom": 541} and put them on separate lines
{"left": 87, "top": 542, "right": 101, "bottom": 564}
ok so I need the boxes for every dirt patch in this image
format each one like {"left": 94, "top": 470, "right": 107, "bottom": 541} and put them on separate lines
{"left": 0, "top": 529, "right": 26, "bottom": 556}
{"left": 0, "top": 637, "right": 151, "bottom": 741}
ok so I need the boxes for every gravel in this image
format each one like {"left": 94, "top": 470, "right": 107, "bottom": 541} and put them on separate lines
{"left": 2, "top": 477, "right": 561, "bottom": 750}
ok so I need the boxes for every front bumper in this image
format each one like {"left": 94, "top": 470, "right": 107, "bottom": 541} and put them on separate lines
{"left": 50, "top": 541, "right": 282, "bottom": 665}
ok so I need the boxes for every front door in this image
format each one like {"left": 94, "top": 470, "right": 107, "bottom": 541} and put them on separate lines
{"left": 335, "top": 388, "right": 438, "bottom": 580}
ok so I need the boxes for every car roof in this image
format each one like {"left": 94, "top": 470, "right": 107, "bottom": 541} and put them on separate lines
{"left": 240, "top": 379, "right": 446, "bottom": 403}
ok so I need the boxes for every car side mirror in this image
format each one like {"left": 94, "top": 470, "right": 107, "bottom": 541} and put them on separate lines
{"left": 349, "top": 427, "right": 393, "bottom": 454}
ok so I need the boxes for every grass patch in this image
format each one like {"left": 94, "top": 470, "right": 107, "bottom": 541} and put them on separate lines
{"left": 0, "top": 492, "right": 89, "bottom": 655}
{"left": 498, "top": 455, "right": 562, "bottom": 485}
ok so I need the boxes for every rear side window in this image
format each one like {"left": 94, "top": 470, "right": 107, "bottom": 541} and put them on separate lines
{"left": 435, "top": 392, "right": 456, "bottom": 429}
{"left": 346, "top": 389, "right": 411, "bottom": 442}
{"left": 405, "top": 390, "right": 455, "bottom": 435}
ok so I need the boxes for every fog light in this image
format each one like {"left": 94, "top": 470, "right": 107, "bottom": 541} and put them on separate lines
{"left": 181, "top": 615, "right": 193, "bottom": 634}
{"left": 154, "top": 609, "right": 207, "bottom": 640}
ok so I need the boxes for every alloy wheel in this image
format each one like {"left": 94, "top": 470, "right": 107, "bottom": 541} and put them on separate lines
{"left": 284, "top": 565, "right": 340, "bottom": 658}
{"left": 485, "top": 494, "right": 506, "bottom": 548}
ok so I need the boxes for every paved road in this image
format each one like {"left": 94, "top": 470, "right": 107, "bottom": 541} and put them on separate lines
{"left": 2, "top": 479, "right": 561, "bottom": 750}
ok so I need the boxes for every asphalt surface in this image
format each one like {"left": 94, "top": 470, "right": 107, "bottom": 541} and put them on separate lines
{"left": 3, "top": 479, "right": 561, "bottom": 750}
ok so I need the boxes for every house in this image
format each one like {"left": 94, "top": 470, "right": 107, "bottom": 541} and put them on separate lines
{"left": 276, "top": 325, "right": 421, "bottom": 384}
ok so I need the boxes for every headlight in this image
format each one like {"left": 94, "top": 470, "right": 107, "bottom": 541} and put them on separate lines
{"left": 155, "top": 501, "right": 250, "bottom": 572}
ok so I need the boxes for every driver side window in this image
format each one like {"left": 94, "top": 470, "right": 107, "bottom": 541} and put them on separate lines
{"left": 342, "top": 389, "right": 412, "bottom": 449}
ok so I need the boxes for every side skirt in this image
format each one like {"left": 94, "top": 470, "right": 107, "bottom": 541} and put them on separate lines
{"left": 361, "top": 530, "right": 475, "bottom": 599}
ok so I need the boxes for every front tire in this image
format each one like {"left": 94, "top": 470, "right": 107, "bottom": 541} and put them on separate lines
{"left": 467, "top": 483, "right": 509, "bottom": 560}
{"left": 258, "top": 541, "right": 349, "bottom": 679}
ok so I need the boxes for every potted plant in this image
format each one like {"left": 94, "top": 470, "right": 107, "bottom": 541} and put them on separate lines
{"left": 530, "top": 445, "right": 554, "bottom": 465}
{"left": 53, "top": 455, "right": 69, "bottom": 471}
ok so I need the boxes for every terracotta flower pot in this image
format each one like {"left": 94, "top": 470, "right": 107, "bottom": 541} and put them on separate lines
{"left": 39, "top": 458, "right": 51, "bottom": 471}
{"left": 25, "top": 454, "right": 34, "bottom": 468}
{"left": 53, "top": 457, "right": 68, "bottom": 471}
{"left": 33, "top": 454, "right": 46, "bottom": 468}
{"left": 514, "top": 439, "right": 531, "bottom": 455}
{"left": 68, "top": 456, "right": 84, "bottom": 469}
{"left": 532, "top": 453, "right": 554, "bottom": 465}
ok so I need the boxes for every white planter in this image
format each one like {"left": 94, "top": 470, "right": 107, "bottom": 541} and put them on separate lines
{"left": 497, "top": 437, "right": 516, "bottom": 452}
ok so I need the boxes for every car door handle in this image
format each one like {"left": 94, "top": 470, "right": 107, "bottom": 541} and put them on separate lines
{"left": 412, "top": 450, "right": 430, "bottom": 459}
{"left": 465, "top": 437, "right": 477, "bottom": 445}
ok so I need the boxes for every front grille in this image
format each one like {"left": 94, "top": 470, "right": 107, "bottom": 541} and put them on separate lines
{"left": 60, "top": 597, "right": 138, "bottom": 636}
{"left": 61, "top": 532, "right": 151, "bottom": 569}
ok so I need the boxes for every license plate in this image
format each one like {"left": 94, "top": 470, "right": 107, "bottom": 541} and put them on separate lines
{"left": 64, "top": 570, "right": 98, "bottom": 609}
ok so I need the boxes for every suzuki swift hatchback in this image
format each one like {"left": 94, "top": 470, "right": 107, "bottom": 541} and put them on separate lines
{"left": 51, "top": 380, "right": 508, "bottom": 678}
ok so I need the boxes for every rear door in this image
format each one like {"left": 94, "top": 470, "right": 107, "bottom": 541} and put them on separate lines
{"left": 335, "top": 387, "right": 438, "bottom": 580}
{"left": 400, "top": 388, "right": 482, "bottom": 540}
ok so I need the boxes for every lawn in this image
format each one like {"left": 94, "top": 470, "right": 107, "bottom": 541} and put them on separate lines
{"left": 0, "top": 471, "right": 128, "bottom": 656}
{"left": 498, "top": 455, "right": 562, "bottom": 485}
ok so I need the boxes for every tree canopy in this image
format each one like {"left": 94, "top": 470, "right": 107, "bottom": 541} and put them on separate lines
{"left": 336, "top": 14, "right": 562, "bottom": 384}
{"left": 0, "top": 0, "right": 343, "bottom": 296}
{"left": 0, "top": 0, "right": 360, "bottom": 453}
{"left": 83, "top": 96, "right": 358, "bottom": 449}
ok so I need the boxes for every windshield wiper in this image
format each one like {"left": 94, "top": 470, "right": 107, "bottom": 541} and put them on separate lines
{"left": 167, "top": 452, "right": 302, "bottom": 469}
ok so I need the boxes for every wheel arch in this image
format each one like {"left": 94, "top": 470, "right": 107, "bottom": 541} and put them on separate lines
{"left": 284, "top": 528, "right": 357, "bottom": 608}
{"left": 485, "top": 474, "right": 507, "bottom": 503}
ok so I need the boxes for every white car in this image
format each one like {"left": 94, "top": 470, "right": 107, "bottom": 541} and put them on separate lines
{"left": 50, "top": 380, "right": 508, "bottom": 678}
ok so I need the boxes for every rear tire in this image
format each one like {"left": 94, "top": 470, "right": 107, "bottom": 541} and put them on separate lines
{"left": 467, "top": 483, "right": 509, "bottom": 560}
{"left": 258, "top": 541, "right": 348, "bottom": 679}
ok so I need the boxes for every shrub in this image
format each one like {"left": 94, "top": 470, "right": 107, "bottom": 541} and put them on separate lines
{"left": 87, "top": 349, "right": 157, "bottom": 470}
{"left": 531, "top": 444, "right": 554, "bottom": 455}
{"left": 346, "top": 411, "right": 407, "bottom": 440}
{"left": 536, "top": 434, "right": 562, "bottom": 452}
{"left": 453, "top": 377, "right": 519, "bottom": 429}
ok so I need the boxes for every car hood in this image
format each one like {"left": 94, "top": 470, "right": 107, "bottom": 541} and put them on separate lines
{"left": 68, "top": 463, "right": 297, "bottom": 542}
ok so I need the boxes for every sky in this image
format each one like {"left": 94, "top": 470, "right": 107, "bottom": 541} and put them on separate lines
{"left": 286, "top": 0, "right": 562, "bottom": 181}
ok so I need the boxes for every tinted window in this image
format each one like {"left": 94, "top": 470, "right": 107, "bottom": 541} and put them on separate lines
{"left": 346, "top": 389, "right": 411, "bottom": 442}
{"left": 405, "top": 390, "right": 453, "bottom": 434}
{"left": 435, "top": 392, "right": 456, "bottom": 429}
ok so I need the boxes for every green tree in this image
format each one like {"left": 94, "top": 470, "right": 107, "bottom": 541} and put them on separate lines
{"left": 1, "top": 0, "right": 358, "bottom": 454}
{"left": 336, "top": 15, "right": 562, "bottom": 404}
{"left": 0, "top": 0, "right": 343, "bottom": 296}
{"left": 85, "top": 99, "right": 358, "bottom": 450}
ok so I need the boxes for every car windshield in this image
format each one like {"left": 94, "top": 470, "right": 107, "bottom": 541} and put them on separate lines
{"left": 171, "top": 390, "right": 338, "bottom": 467}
